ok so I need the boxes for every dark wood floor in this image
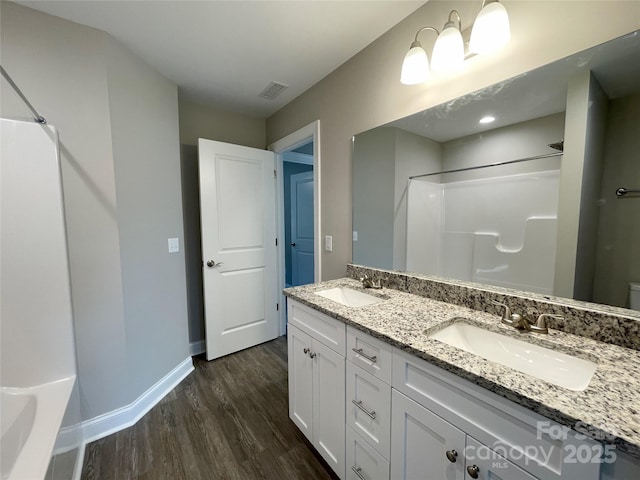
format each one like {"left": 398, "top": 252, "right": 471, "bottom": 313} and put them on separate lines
{"left": 81, "top": 336, "right": 337, "bottom": 479}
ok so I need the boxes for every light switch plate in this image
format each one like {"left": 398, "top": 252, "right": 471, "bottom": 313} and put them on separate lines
{"left": 168, "top": 237, "right": 179, "bottom": 253}
{"left": 325, "top": 235, "right": 333, "bottom": 252}
{"left": 352, "top": 231, "right": 358, "bottom": 241}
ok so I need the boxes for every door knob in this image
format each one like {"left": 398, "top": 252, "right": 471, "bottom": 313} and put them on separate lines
{"left": 466, "top": 465, "right": 480, "bottom": 479}
{"left": 291, "top": 242, "right": 296, "bottom": 247}
{"left": 445, "top": 449, "right": 458, "bottom": 463}
{"left": 206, "top": 260, "right": 223, "bottom": 268}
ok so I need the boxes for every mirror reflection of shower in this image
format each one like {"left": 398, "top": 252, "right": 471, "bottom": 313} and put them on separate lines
{"left": 407, "top": 162, "right": 561, "bottom": 294}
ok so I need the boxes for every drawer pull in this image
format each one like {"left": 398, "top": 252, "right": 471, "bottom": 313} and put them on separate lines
{"left": 351, "top": 466, "right": 367, "bottom": 480}
{"left": 445, "top": 449, "right": 458, "bottom": 463}
{"left": 467, "top": 465, "right": 480, "bottom": 479}
{"left": 352, "top": 399, "right": 376, "bottom": 419}
{"left": 352, "top": 347, "right": 377, "bottom": 363}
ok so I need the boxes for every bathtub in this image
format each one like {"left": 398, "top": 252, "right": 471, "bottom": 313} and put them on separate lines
{"left": 1, "top": 377, "right": 75, "bottom": 480}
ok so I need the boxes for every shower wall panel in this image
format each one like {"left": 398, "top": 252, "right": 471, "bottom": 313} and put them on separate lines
{"left": 406, "top": 170, "right": 561, "bottom": 294}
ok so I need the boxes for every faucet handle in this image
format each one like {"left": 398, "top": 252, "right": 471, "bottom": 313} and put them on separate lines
{"left": 531, "top": 314, "right": 563, "bottom": 334}
{"left": 491, "top": 300, "right": 512, "bottom": 320}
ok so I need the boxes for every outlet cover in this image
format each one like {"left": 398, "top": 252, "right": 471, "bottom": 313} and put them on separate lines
{"left": 324, "top": 235, "right": 333, "bottom": 252}
{"left": 168, "top": 237, "right": 180, "bottom": 253}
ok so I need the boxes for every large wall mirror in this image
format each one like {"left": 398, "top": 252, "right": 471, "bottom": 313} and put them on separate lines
{"left": 353, "top": 30, "right": 640, "bottom": 313}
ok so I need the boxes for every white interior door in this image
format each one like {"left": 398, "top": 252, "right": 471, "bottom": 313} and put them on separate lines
{"left": 290, "top": 170, "right": 315, "bottom": 286}
{"left": 198, "top": 139, "right": 278, "bottom": 360}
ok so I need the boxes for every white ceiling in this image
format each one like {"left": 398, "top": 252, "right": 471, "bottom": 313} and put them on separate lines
{"left": 17, "top": 0, "right": 426, "bottom": 118}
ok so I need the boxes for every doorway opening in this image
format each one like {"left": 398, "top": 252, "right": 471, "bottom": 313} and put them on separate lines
{"left": 270, "top": 120, "right": 321, "bottom": 335}
{"left": 283, "top": 143, "right": 314, "bottom": 288}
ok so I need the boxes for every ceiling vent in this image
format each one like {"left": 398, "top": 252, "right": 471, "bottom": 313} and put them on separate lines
{"left": 259, "top": 81, "right": 288, "bottom": 100}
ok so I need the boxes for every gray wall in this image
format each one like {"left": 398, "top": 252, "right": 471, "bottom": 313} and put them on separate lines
{"left": 1, "top": 2, "right": 189, "bottom": 421}
{"left": 573, "top": 74, "right": 608, "bottom": 302}
{"left": 178, "top": 96, "right": 266, "bottom": 148}
{"left": 266, "top": 0, "right": 640, "bottom": 281}
{"left": 593, "top": 93, "right": 640, "bottom": 308}
{"left": 352, "top": 127, "right": 396, "bottom": 269}
{"left": 106, "top": 38, "right": 189, "bottom": 400}
{"left": 556, "top": 72, "right": 608, "bottom": 300}
{"left": 441, "top": 113, "right": 566, "bottom": 182}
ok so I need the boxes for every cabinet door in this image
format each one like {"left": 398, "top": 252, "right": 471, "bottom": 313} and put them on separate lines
{"left": 464, "top": 436, "right": 538, "bottom": 480}
{"left": 314, "top": 339, "right": 346, "bottom": 479}
{"left": 391, "top": 390, "right": 466, "bottom": 480}
{"left": 288, "top": 325, "right": 314, "bottom": 440}
{"left": 347, "top": 362, "right": 391, "bottom": 459}
{"left": 346, "top": 426, "right": 390, "bottom": 480}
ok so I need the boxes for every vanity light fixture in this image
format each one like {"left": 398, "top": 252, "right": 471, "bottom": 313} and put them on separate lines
{"left": 431, "top": 11, "right": 465, "bottom": 73}
{"left": 479, "top": 115, "right": 496, "bottom": 124}
{"left": 400, "top": 26, "right": 438, "bottom": 85}
{"left": 469, "top": 0, "right": 511, "bottom": 54}
{"left": 400, "top": 0, "right": 510, "bottom": 85}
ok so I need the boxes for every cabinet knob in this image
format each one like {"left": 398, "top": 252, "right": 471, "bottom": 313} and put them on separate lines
{"left": 445, "top": 449, "right": 458, "bottom": 463}
{"left": 303, "top": 347, "right": 310, "bottom": 354}
{"left": 467, "top": 465, "right": 480, "bottom": 479}
{"left": 309, "top": 352, "right": 316, "bottom": 359}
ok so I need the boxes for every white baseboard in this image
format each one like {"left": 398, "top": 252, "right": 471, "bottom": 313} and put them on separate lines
{"left": 190, "top": 339, "right": 205, "bottom": 356}
{"left": 55, "top": 356, "right": 194, "bottom": 454}
{"left": 83, "top": 356, "right": 194, "bottom": 443}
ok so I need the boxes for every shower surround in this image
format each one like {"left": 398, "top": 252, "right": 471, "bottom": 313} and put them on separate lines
{"left": 0, "top": 118, "right": 78, "bottom": 480}
{"left": 407, "top": 169, "right": 561, "bottom": 294}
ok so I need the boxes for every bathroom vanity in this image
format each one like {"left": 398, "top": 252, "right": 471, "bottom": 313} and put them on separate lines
{"left": 284, "top": 267, "right": 640, "bottom": 480}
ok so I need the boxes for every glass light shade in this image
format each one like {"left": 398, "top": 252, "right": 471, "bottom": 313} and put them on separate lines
{"left": 431, "top": 26, "right": 464, "bottom": 73}
{"left": 469, "top": 1, "right": 511, "bottom": 55}
{"left": 401, "top": 44, "right": 429, "bottom": 85}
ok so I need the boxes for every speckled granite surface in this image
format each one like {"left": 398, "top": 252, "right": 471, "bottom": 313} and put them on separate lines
{"left": 283, "top": 277, "right": 640, "bottom": 460}
{"left": 347, "top": 264, "right": 640, "bottom": 351}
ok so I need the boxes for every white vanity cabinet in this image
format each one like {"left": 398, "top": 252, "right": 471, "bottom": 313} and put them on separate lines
{"left": 345, "top": 326, "right": 393, "bottom": 480}
{"left": 390, "top": 390, "right": 537, "bottom": 480}
{"left": 391, "top": 389, "right": 466, "bottom": 479}
{"left": 287, "top": 298, "right": 618, "bottom": 480}
{"left": 392, "top": 348, "right": 602, "bottom": 480}
{"left": 287, "top": 301, "right": 346, "bottom": 479}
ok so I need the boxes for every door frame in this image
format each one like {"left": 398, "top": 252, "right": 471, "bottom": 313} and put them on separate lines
{"left": 269, "top": 120, "right": 321, "bottom": 336}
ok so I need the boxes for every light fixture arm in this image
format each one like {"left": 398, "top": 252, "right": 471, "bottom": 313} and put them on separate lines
{"left": 411, "top": 26, "right": 440, "bottom": 47}
{"left": 445, "top": 10, "right": 462, "bottom": 30}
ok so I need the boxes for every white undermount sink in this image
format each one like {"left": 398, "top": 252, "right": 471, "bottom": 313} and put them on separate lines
{"left": 429, "top": 321, "right": 597, "bottom": 391}
{"left": 315, "top": 287, "right": 383, "bottom": 307}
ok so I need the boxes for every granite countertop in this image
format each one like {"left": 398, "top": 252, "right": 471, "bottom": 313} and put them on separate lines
{"left": 284, "top": 278, "right": 640, "bottom": 460}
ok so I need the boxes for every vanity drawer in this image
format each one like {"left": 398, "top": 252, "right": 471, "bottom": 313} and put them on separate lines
{"left": 346, "top": 426, "right": 390, "bottom": 480}
{"left": 287, "top": 300, "right": 346, "bottom": 355}
{"left": 392, "top": 348, "right": 601, "bottom": 480}
{"left": 346, "top": 361, "right": 391, "bottom": 460}
{"left": 347, "top": 326, "right": 393, "bottom": 384}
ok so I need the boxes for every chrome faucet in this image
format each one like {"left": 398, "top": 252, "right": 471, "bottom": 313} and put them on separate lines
{"left": 360, "top": 274, "right": 383, "bottom": 289}
{"left": 491, "top": 301, "right": 562, "bottom": 334}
